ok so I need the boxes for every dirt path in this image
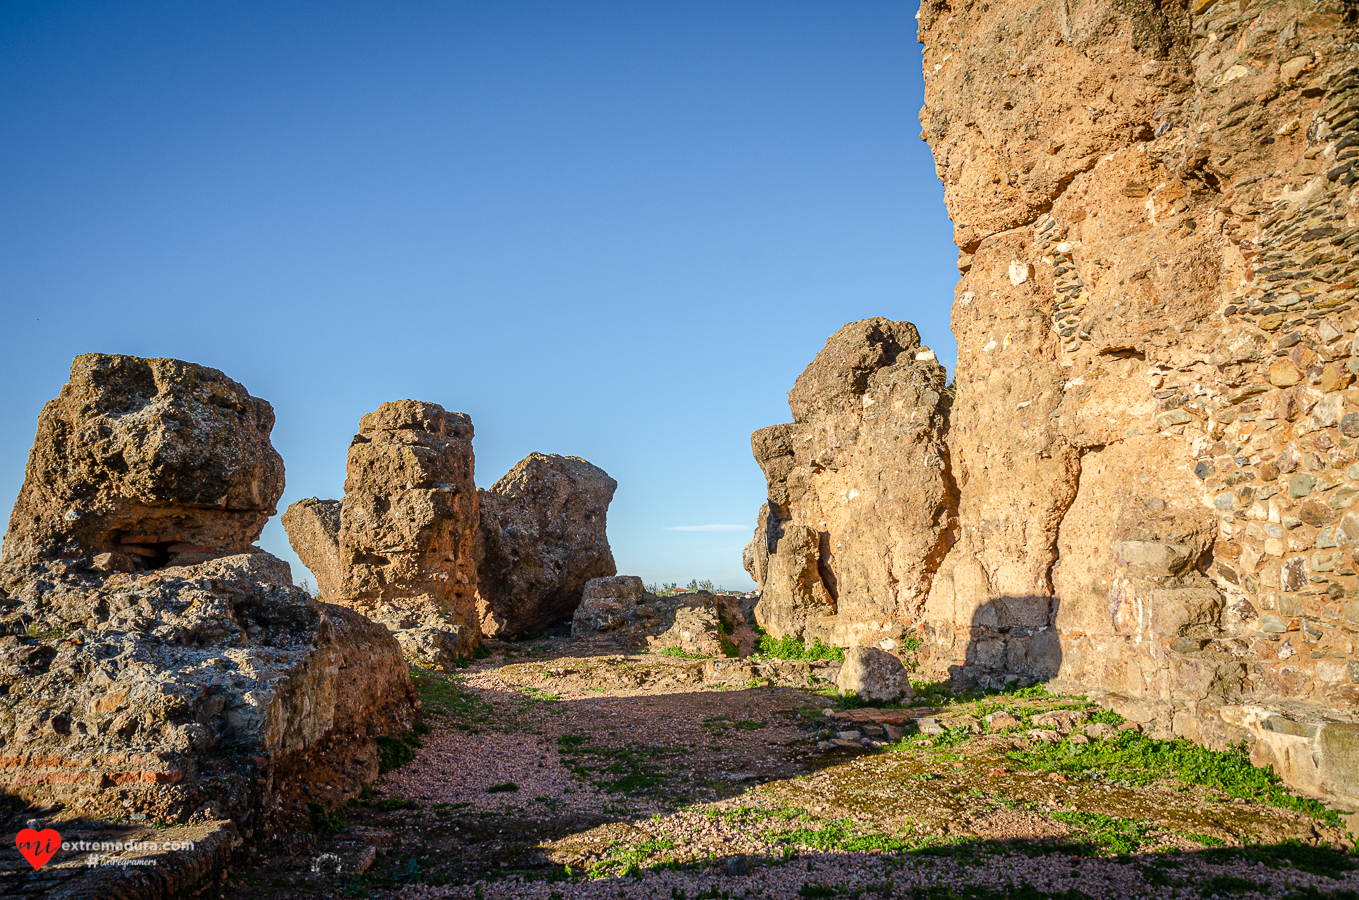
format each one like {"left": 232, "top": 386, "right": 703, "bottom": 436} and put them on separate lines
{"left": 215, "top": 635, "right": 1359, "bottom": 899}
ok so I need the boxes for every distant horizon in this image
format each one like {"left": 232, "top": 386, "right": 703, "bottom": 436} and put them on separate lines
{"left": 0, "top": 1, "right": 959, "bottom": 589}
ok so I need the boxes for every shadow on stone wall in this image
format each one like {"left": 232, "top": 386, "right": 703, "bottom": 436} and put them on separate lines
{"left": 948, "top": 595, "right": 1063, "bottom": 692}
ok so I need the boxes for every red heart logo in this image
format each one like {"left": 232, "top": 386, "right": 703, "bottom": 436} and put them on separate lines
{"left": 16, "top": 828, "right": 61, "bottom": 869}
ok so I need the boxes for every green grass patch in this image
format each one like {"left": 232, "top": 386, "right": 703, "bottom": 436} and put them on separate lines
{"left": 376, "top": 731, "right": 423, "bottom": 774}
{"left": 897, "top": 885, "right": 1094, "bottom": 900}
{"left": 716, "top": 613, "right": 740, "bottom": 658}
{"left": 486, "top": 781, "right": 519, "bottom": 793}
{"left": 522, "top": 687, "right": 561, "bottom": 702}
{"left": 702, "top": 715, "right": 767, "bottom": 732}
{"left": 584, "top": 838, "right": 679, "bottom": 878}
{"left": 1196, "top": 875, "right": 1268, "bottom": 896}
{"left": 555, "top": 738, "right": 684, "bottom": 795}
{"left": 1281, "top": 888, "right": 1359, "bottom": 900}
{"left": 412, "top": 669, "right": 498, "bottom": 731}
{"left": 752, "top": 625, "right": 844, "bottom": 662}
{"left": 1088, "top": 707, "right": 1124, "bottom": 726}
{"left": 1009, "top": 732, "right": 1343, "bottom": 826}
{"left": 1049, "top": 810, "right": 1155, "bottom": 856}
{"left": 1199, "top": 841, "right": 1357, "bottom": 878}
{"left": 659, "top": 646, "right": 710, "bottom": 659}
{"left": 307, "top": 801, "right": 346, "bottom": 836}
{"left": 909, "top": 681, "right": 957, "bottom": 707}
{"left": 774, "top": 818, "right": 912, "bottom": 854}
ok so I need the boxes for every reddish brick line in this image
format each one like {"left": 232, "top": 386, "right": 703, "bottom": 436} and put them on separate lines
{"left": 0, "top": 753, "right": 166, "bottom": 768}
{"left": 0, "top": 769, "right": 183, "bottom": 787}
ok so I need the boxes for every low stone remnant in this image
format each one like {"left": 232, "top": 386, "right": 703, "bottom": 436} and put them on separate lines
{"left": 341, "top": 401, "right": 480, "bottom": 664}
{"left": 653, "top": 599, "right": 726, "bottom": 657}
{"left": 285, "top": 401, "right": 480, "bottom": 667}
{"left": 571, "top": 575, "right": 648, "bottom": 635}
{"left": 285, "top": 427, "right": 620, "bottom": 661}
{"left": 477, "top": 453, "right": 617, "bottom": 638}
{"left": 0, "top": 356, "right": 416, "bottom": 897}
{"left": 744, "top": 318, "right": 952, "bottom": 649}
{"left": 835, "top": 647, "right": 915, "bottom": 703}
{"left": 984, "top": 712, "right": 1021, "bottom": 732}
{"left": 572, "top": 576, "right": 755, "bottom": 657}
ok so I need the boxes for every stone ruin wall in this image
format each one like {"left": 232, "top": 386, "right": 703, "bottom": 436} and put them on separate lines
{"left": 750, "top": 0, "right": 1359, "bottom": 806}
{"left": 283, "top": 401, "right": 482, "bottom": 668}
{"left": 0, "top": 355, "right": 417, "bottom": 836}
{"left": 339, "top": 401, "right": 482, "bottom": 660}
{"left": 744, "top": 319, "right": 955, "bottom": 650}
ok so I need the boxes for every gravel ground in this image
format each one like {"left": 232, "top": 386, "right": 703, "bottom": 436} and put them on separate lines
{"left": 387, "top": 852, "right": 1359, "bottom": 900}
{"left": 214, "top": 634, "right": 1359, "bottom": 900}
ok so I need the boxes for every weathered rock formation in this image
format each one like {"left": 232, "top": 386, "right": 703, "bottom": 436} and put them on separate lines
{"left": 748, "top": 0, "right": 1359, "bottom": 807}
{"left": 916, "top": 0, "right": 1359, "bottom": 808}
{"left": 285, "top": 434, "right": 618, "bottom": 654}
{"left": 744, "top": 318, "right": 953, "bottom": 648}
{"left": 0, "top": 356, "right": 416, "bottom": 846}
{"left": 476, "top": 452, "right": 618, "bottom": 638}
{"left": 835, "top": 647, "right": 916, "bottom": 704}
{"left": 572, "top": 575, "right": 650, "bottom": 636}
{"left": 2, "top": 354, "right": 285, "bottom": 570}
{"left": 284, "top": 401, "right": 481, "bottom": 667}
{"left": 280, "top": 497, "right": 342, "bottom": 597}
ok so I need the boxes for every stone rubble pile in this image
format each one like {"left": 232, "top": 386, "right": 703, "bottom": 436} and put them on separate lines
{"left": 572, "top": 576, "right": 758, "bottom": 657}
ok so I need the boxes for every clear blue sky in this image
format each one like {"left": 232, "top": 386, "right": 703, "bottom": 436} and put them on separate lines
{"left": 0, "top": 1, "right": 958, "bottom": 590}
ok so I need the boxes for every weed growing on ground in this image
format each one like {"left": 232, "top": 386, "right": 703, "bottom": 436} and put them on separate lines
{"left": 585, "top": 838, "right": 679, "bottom": 877}
{"left": 716, "top": 613, "right": 740, "bottom": 658}
{"left": 376, "top": 731, "right": 423, "bottom": 773}
{"left": 702, "top": 715, "right": 767, "bottom": 732}
{"left": 1198, "top": 841, "right": 1358, "bottom": 877}
{"left": 411, "top": 669, "right": 497, "bottom": 731}
{"left": 556, "top": 735, "right": 685, "bottom": 795}
{"left": 909, "top": 681, "right": 957, "bottom": 707}
{"left": 1009, "top": 731, "right": 1343, "bottom": 825}
{"left": 752, "top": 625, "right": 845, "bottom": 662}
{"left": 1049, "top": 810, "right": 1155, "bottom": 855}
{"left": 351, "top": 795, "right": 414, "bottom": 812}
{"left": 773, "top": 818, "right": 914, "bottom": 854}
{"left": 522, "top": 687, "right": 561, "bottom": 702}
{"left": 307, "top": 801, "right": 345, "bottom": 836}
{"left": 1197, "top": 874, "right": 1269, "bottom": 895}
{"left": 894, "top": 884, "right": 1095, "bottom": 900}
{"left": 1087, "top": 707, "right": 1124, "bottom": 726}
{"left": 660, "top": 646, "right": 711, "bottom": 659}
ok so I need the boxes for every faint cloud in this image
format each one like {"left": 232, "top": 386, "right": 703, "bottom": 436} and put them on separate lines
{"left": 664, "top": 524, "right": 746, "bottom": 532}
